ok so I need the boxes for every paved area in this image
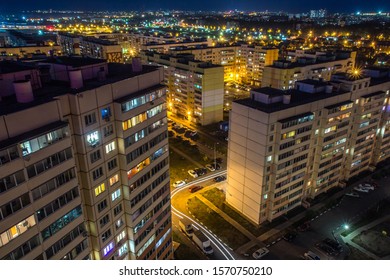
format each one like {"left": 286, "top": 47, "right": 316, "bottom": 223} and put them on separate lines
{"left": 192, "top": 173, "right": 389, "bottom": 259}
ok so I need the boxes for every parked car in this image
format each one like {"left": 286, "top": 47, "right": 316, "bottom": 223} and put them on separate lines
{"left": 283, "top": 231, "right": 297, "bottom": 242}
{"left": 173, "top": 180, "right": 186, "bottom": 188}
{"left": 304, "top": 251, "right": 320, "bottom": 260}
{"left": 359, "top": 183, "right": 374, "bottom": 190}
{"left": 188, "top": 170, "right": 198, "bottom": 178}
{"left": 252, "top": 247, "right": 269, "bottom": 259}
{"left": 189, "top": 185, "right": 203, "bottom": 193}
{"left": 205, "top": 164, "right": 216, "bottom": 172}
{"left": 323, "top": 238, "right": 342, "bottom": 252}
{"left": 316, "top": 242, "right": 336, "bottom": 256}
{"left": 354, "top": 186, "right": 369, "bottom": 193}
{"left": 345, "top": 192, "right": 360, "bottom": 198}
{"left": 195, "top": 168, "right": 207, "bottom": 176}
{"left": 214, "top": 176, "right": 226, "bottom": 182}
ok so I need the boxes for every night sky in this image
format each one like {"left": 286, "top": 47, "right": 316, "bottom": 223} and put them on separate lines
{"left": 1, "top": 0, "right": 389, "bottom": 13}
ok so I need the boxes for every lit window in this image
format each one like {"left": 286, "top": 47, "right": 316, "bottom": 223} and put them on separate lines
{"left": 103, "top": 242, "right": 114, "bottom": 257}
{"left": 109, "top": 174, "right": 119, "bottom": 186}
{"left": 94, "top": 183, "right": 106, "bottom": 197}
{"left": 105, "top": 141, "right": 116, "bottom": 154}
{"left": 86, "top": 131, "right": 99, "bottom": 146}
{"left": 266, "top": 155, "right": 272, "bottom": 163}
{"left": 116, "top": 230, "right": 126, "bottom": 243}
{"left": 111, "top": 189, "right": 121, "bottom": 201}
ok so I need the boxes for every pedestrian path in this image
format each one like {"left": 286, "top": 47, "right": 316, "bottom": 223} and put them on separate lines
{"left": 340, "top": 214, "right": 390, "bottom": 260}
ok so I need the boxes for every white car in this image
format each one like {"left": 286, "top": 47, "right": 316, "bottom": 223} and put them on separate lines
{"left": 173, "top": 180, "right": 186, "bottom": 188}
{"left": 345, "top": 192, "right": 360, "bottom": 198}
{"left": 359, "top": 183, "right": 374, "bottom": 190}
{"left": 304, "top": 251, "right": 321, "bottom": 260}
{"left": 252, "top": 247, "right": 269, "bottom": 259}
{"left": 205, "top": 164, "right": 216, "bottom": 172}
{"left": 188, "top": 170, "right": 198, "bottom": 178}
{"left": 354, "top": 186, "right": 369, "bottom": 193}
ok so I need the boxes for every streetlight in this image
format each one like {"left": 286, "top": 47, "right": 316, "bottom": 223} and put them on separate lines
{"left": 343, "top": 224, "right": 349, "bottom": 230}
{"left": 214, "top": 142, "right": 219, "bottom": 168}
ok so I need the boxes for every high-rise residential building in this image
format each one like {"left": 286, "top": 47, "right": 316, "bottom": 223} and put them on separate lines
{"left": 141, "top": 51, "right": 224, "bottom": 125}
{"left": 0, "top": 57, "right": 172, "bottom": 260}
{"left": 171, "top": 44, "right": 279, "bottom": 86}
{"left": 226, "top": 68, "right": 390, "bottom": 225}
{"left": 261, "top": 51, "right": 356, "bottom": 90}
{"left": 57, "top": 33, "right": 123, "bottom": 63}
{"left": 128, "top": 32, "right": 212, "bottom": 56}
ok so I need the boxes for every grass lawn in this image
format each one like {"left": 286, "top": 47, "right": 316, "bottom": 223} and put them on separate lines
{"left": 187, "top": 196, "right": 250, "bottom": 250}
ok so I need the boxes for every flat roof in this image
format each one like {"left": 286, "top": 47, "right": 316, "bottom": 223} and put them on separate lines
{"left": 43, "top": 56, "right": 107, "bottom": 67}
{"left": 235, "top": 88, "right": 349, "bottom": 114}
{"left": 0, "top": 63, "right": 161, "bottom": 115}
{"left": 0, "top": 60, "right": 36, "bottom": 74}
{"left": 251, "top": 87, "right": 284, "bottom": 96}
{"left": 361, "top": 91, "right": 386, "bottom": 99}
{"left": 297, "top": 79, "right": 329, "bottom": 86}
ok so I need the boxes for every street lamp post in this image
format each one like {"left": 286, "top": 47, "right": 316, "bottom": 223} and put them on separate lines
{"left": 214, "top": 142, "right": 219, "bottom": 168}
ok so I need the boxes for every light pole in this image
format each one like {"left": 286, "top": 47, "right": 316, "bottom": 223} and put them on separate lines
{"left": 214, "top": 142, "right": 219, "bottom": 168}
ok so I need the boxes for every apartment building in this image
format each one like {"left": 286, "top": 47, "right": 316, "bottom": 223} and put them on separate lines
{"left": 0, "top": 57, "right": 172, "bottom": 260}
{"left": 261, "top": 51, "right": 356, "bottom": 90}
{"left": 57, "top": 33, "right": 123, "bottom": 63}
{"left": 226, "top": 69, "right": 390, "bottom": 225}
{"left": 171, "top": 44, "right": 278, "bottom": 86}
{"left": 0, "top": 76, "right": 88, "bottom": 260}
{"left": 128, "top": 32, "right": 212, "bottom": 56}
{"left": 141, "top": 51, "right": 224, "bottom": 125}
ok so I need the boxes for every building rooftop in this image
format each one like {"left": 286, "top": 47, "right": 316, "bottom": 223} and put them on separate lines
{"left": 43, "top": 56, "right": 107, "bottom": 67}
{"left": 0, "top": 61, "right": 161, "bottom": 116}
{"left": 0, "top": 60, "right": 36, "bottom": 74}
{"left": 235, "top": 87, "right": 349, "bottom": 114}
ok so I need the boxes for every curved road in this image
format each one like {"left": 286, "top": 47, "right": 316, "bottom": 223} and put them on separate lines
{"left": 171, "top": 171, "right": 236, "bottom": 260}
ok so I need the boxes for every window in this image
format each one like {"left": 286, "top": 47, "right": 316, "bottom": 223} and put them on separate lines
{"left": 103, "top": 242, "right": 114, "bottom": 257}
{"left": 103, "top": 125, "right": 114, "bottom": 137}
{"left": 102, "top": 229, "right": 112, "bottom": 242}
{"left": 94, "top": 183, "right": 106, "bottom": 197}
{"left": 109, "top": 174, "right": 119, "bottom": 186}
{"left": 92, "top": 167, "right": 103, "bottom": 180}
{"left": 113, "top": 203, "right": 122, "bottom": 216}
{"left": 105, "top": 141, "right": 116, "bottom": 154}
{"left": 90, "top": 150, "right": 101, "bottom": 163}
{"left": 20, "top": 127, "right": 68, "bottom": 156}
{"left": 107, "top": 158, "right": 117, "bottom": 171}
{"left": 99, "top": 214, "right": 110, "bottom": 228}
{"left": 101, "top": 107, "right": 111, "bottom": 120}
{"left": 116, "top": 230, "right": 126, "bottom": 243}
{"left": 86, "top": 131, "right": 99, "bottom": 147}
{"left": 97, "top": 199, "right": 108, "bottom": 213}
{"left": 111, "top": 189, "right": 121, "bottom": 201}
{"left": 84, "top": 113, "right": 97, "bottom": 126}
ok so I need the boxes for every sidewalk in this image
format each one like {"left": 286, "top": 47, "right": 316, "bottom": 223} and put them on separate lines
{"left": 340, "top": 214, "right": 390, "bottom": 260}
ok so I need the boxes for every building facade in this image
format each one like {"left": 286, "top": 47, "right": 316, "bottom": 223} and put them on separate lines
{"left": 261, "top": 51, "right": 356, "bottom": 90}
{"left": 141, "top": 51, "right": 224, "bottom": 125}
{"left": 0, "top": 58, "right": 172, "bottom": 260}
{"left": 171, "top": 44, "right": 279, "bottom": 86}
{"left": 226, "top": 69, "right": 390, "bottom": 225}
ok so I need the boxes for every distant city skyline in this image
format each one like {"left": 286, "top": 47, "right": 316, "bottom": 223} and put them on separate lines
{"left": 1, "top": 0, "right": 389, "bottom": 14}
